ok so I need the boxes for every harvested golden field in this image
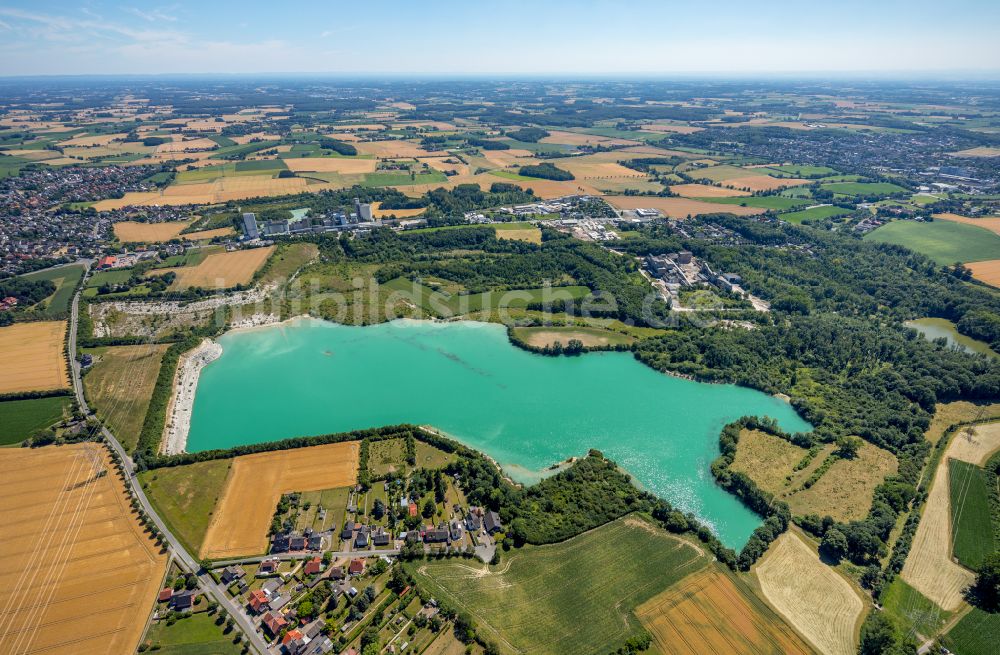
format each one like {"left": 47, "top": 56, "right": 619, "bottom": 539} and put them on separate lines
{"left": 933, "top": 213, "right": 1000, "bottom": 236}
{"left": 481, "top": 149, "right": 536, "bottom": 168}
{"left": 924, "top": 401, "right": 1000, "bottom": 445}
{"left": 756, "top": 533, "right": 864, "bottom": 655}
{"left": 540, "top": 130, "right": 639, "bottom": 147}
{"left": 967, "top": 259, "right": 1000, "bottom": 287}
{"left": 636, "top": 568, "right": 814, "bottom": 655}
{"left": 0, "top": 444, "right": 167, "bottom": 655}
{"left": 723, "top": 175, "right": 810, "bottom": 192}
{"left": 200, "top": 441, "right": 361, "bottom": 559}
{"left": 230, "top": 132, "right": 280, "bottom": 145}
{"left": 496, "top": 227, "right": 542, "bottom": 244}
{"left": 283, "top": 157, "right": 377, "bottom": 174}
{"left": 948, "top": 147, "right": 1000, "bottom": 158}
{"left": 604, "top": 195, "right": 766, "bottom": 218}
{"left": 639, "top": 122, "right": 704, "bottom": 134}
{"left": 355, "top": 139, "right": 444, "bottom": 158}
{"left": 947, "top": 420, "right": 1000, "bottom": 466}
{"left": 372, "top": 202, "right": 426, "bottom": 218}
{"left": 156, "top": 246, "right": 274, "bottom": 290}
{"left": 113, "top": 221, "right": 187, "bottom": 242}
{"left": 114, "top": 221, "right": 234, "bottom": 243}
{"left": 0, "top": 321, "right": 69, "bottom": 394}
{"left": 901, "top": 448, "right": 976, "bottom": 610}
{"left": 419, "top": 156, "right": 471, "bottom": 176}
{"left": 94, "top": 175, "right": 315, "bottom": 210}
{"left": 57, "top": 132, "right": 127, "bottom": 147}
{"left": 670, "top": 183, "right": 751, "bottom": 198}
{"left": 487, "top": 174, "right": 601, "bottom": 200}
{"left": 789, "top": 442, "right": 897, "bottom": 522}
{"left": 154, "top": 137, "right": 219, "bottom": 153}
{"left": 556, "top": 158, "right": 646, "bottom": 179}
{"left": 513, "top": 326, "right": 634, "bottom": 348}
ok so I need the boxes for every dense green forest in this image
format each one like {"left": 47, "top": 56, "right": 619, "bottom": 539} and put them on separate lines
{"left": 518, "top": 162, "right": 575, "bottom": 181}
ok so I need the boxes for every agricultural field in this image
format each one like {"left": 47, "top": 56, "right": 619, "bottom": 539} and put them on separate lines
{"left": 924, "top": 400, "right": 1000, "bottom": 444}
{"left": 780, "top": 205, "right": 853, "bottom": 224}
{"left": 283, "top": 156, "right": 377, "bottom": 174}
{"left": 821, "top": 182, "right": 909, "bottom": 197}
{"left": 942, "top": 607, "right": 1000, "bottom": 655}
{"left": 670, "top": 183, "right": 750, "bottom": 197}
{"left": 604, "top": 195, "right": 766, "bottom": 218}
{"left": 140, "top": 458, "right": 233, "bottom": 556}
{"left": 495, "top": 222, "right": 541, "bottom": 244}
{"left": 0, "top": 320, "right": 69, "bottom": 394}
{"left": 511, "top": 325, "right": 634, "bottom": 348}
{"left": 880, "top": 578, "right": 951, "bottom": 643}
{"left": 141, "top": 610, "right": 242, "bottom": 655}
{"left": 19, "top": 263, "right": 86, "bottom": 317}
{"left": 947, "top": 420, "right": 1000, "bottom": 466}
{"left": 154, "top": 246, "right": 275, "bottom": 289}
{"left": 864, "top": 219, "right": 1000, "bottom": 265}
{"left": 700, "top": 195, "right": 811, "bottom": 211}
{"left": 199, "top": 441, "right": 360, "bottom": 559}
{"left": 755, "top": 532, "right": 864, "bottom": 655}
{"left": 932, "top": 212, "right": 1000, "bottom": 236}
{"left": 947, "top": 459, "right": 995, "bottom": 571}
{"left": 0, "top": 443, "right": 167, "bottom": 655}
{"left": 635, "top": 568, "right": 814, "bottom": 655}
{"left": 82, "top": 344, "right": 170, "bottom": 451}
{"left": 730, "top": 430, "right": 896, "bottom": 521}
{"left": 901, "top": 428, "right": 982, "bottom": 611}
{"left": 113, "top": 220, "right": 235, "bottom": 243}
{"left": 406, "top": 516, "right": 708, "bottom": 655}
{"left": 0, "top": 395, "right": 72, "bottom": 445}
{"left": 967, "top": 259, "right": 1000, "bottom": 287}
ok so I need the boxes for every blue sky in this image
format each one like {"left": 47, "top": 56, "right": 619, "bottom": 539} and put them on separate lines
{"left": 0, "top": 1, "right": 998, "bottom": 76}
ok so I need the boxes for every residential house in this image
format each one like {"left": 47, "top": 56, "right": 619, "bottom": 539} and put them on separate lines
{"left": 449, "top": 520, "right": 463, "bottom": 542}
{"left": 371, "top": 527, "right": 390, "bottom": 547}
{"left": 289, "top": 533, "right": 307, "bottom": 551}
{"left": 341, "top": 520, "right": 355, "bottom": 541}
{"left": 484, "top": 511, "right": 502, "bottom": 534}
{"left": 424, "top": 526, "right": 448, "bottom": 544}
{"left": 465, "top": 511, "right": 481, "bottom": 532}
{"left": 348, "top": 558, "right": 365, "bottom": 575}
{"left": 262, "top": 611, "right": 288, "bottom": 636}
{"left": 308, "top": 533, "right": 323, "bottom": 550}
{"left": 248, "top": 589, "right": 270, "bottom": 613}
{"left": 157, "top": 587, "right": 173, "bottom": 603}
{"left": 303, "top": 557, "right": 323, "bottom": 576}
{"left": 171, "top": 590, "right": 195, "bottom": 612}
{"left": 355, "top": 525, "right": 370, "bottom": 549}
{"left": 328, "top": 565, "right": 345, "bottom": 580}
{"left": 220, "top": 565, "right": 245, "bottom": 585}
{"left": 271, "top": 532, "right": 290, "bottom": 553}
{"left": 257, "top": 558, "right": 280, "bottom": 576}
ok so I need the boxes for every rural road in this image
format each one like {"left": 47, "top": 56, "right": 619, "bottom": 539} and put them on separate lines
{"left": 213, "top": 548, "right": 400, "bottom": 567}
{"left": 67, "top": 272, "right": 270, "bottom": 655}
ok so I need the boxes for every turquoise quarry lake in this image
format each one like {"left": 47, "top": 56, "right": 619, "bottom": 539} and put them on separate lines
{"left": 187, "top": 318, "right": 811, "bottom": 548}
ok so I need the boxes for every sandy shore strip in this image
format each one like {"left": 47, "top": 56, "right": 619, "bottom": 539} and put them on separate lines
{"left": 162, "top": 338, "right": 222, "bottom": 455}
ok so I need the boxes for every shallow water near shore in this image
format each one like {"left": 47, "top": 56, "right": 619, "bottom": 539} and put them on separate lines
{"left": 187, "top": 317, "right": 811, "bottom": 548}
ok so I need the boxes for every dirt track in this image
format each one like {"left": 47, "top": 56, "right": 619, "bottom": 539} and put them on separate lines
{"left": 0, "top": 444, "right": 167, "bottom": 655}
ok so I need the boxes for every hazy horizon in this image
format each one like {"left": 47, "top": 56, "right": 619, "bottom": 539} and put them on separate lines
{"left": 1, "top": 0, "right": 998, "bottom": 77}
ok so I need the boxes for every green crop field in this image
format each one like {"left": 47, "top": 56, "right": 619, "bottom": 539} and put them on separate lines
{"left": 948, "top": 459, "right": 996, "bottom": 570}
{"left": 382, "top": 277, "right": 590, "bottom": 316}
{"left": 0, "top": 396, "right": 72, "bottom": 446}
{"left": 780, "top": 205, "right": 853, "bottom": 224}
{"left": 765, "top": 164, "right": 839, "bottom": 177}
{"left": 143, "top": 611, "right": 242, "bottom": 655}
{"left": 139, "top": 458, "right": 233, "bottom": 556}
{"left": 943, "top": 608, "right": 1000, "bottom": 655}
{"left": 234, "top": 158, "right": 287, "bottom": 173}
{"left": 363, "top": 171, "right": 447, "bottom": 187}
{"left": 406, "top": 516, "right": 708, "bottom": 655}
{"left": 864, "top": 219, "right": 1000, "bottom": 265}
{"left": 880, "top": 578, "right": 951, "bottom": 641}
{"left": 86, "top": 268, "right": 133, "bottom": 288}
{"left": 700, "top": 196, "right": 810, "bottom": 211}
{"left": 821, "top": 182, "right": 909, "bottom": 197}
{"left": 20, "top": 263, "right": 85, "bottom": 317}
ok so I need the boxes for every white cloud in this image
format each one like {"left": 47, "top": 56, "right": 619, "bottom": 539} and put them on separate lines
{"left": 124, "top": 7, "right": 178, "bottom": 23}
